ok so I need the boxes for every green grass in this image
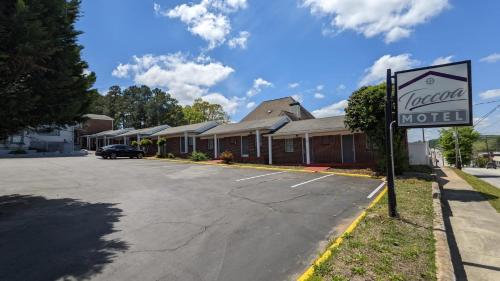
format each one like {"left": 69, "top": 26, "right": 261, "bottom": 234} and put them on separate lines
{"left": 453, "top": 168, "right": 500, "bottom": 212}
{"left": 308, "top": 178, "right": 436, "bottom": 281}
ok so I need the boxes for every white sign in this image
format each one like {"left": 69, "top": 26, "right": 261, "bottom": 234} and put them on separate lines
{"left": 395, "top": 61, "right": 472, "bottom": 128}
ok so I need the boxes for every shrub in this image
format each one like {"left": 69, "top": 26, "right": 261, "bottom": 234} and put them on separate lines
{"left": 190, "top": 151, "right": 209, "bottom": 161}
{"left": 155, "top": 152, "right": 165, "bottom": 158}
{"left": 220, "top": 150, "right": 233, "bottom": 164}
{"left": 157, "top": 137, "right": 166, "bottom": 146}
{"left": 167, "top": 153, "right": 175, "bottom": 159}
{"left": 476, "top": 157, "right": 489, "bottom": 168}
{"left": 9, "top": 149, "right": 27, "bottom": 154}
{"left": 131, "top": 140, "right": 138, "bottom": 147}
{"left": 139, "top": 138, "right": 153, "bottom": 147}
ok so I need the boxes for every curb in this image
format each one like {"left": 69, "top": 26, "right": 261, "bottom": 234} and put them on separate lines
{"left": 145, "top": 157, "right": 374, "bottom": 179}
{"left": 296, "top": 186, "right": 388, "bottom": 281}
{"left": 432, "top": 180, "right": 456, "bottom": 281}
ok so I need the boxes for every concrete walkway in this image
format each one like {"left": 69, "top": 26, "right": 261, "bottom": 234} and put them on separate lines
{"left": 439, "top": 167, "right": 500, "bottom": 281}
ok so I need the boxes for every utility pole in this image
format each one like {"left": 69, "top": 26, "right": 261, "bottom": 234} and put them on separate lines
{"left": 385, "top": 69, "right": 397, "bottom": 218}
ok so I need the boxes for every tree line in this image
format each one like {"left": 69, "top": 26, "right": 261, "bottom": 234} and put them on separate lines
{"left": 88, "top": 85, "right": 229, "bottom": 129}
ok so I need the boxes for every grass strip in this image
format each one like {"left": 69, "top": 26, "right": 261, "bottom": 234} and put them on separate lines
{"left": 308, "top": 178, "right": 436, "bottom": 281}
{"left": 452, "top": 168, "right": 500, "bottom": 212}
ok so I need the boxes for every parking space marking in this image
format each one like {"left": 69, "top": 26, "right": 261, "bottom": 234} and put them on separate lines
{"left": 290, "top": 174, "right": 335, "bottom": 188}
{"left": 235, "top": 171, "right": 286, "bottom": 182}
{"left": 367, "top": 182, "right": 385, "bottom": 198}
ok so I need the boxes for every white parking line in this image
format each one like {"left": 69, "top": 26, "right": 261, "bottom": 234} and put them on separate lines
{"left": 235, "top": 171, "right": 286, "bottom": 182}
{"left": 290, "top": 174, "right": 335, "bottom": 188}
{"left": 367, "top": 182, "right": 386, "bottom": 199}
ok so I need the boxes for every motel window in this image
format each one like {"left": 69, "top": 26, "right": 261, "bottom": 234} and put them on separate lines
{"left": 188, "top": 137, "right": 193, "bottom": 145}
{"left": 231, "top": 137, "right": 237, "bottom": 144}
{"left": 180, "top": 136, "right": 189, "bottom": 153}
{"left": 208, "top": 139, "right": 214, "bottom": 149}
{"left": 241, "top": 136, "right": 249, "bottom": 157}
{"left": 285, "top": 138, "right": 294, "bottom": 153}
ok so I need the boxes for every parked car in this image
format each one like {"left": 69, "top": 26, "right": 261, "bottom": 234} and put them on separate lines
{"left": 486, "top": 162, "right": 497, "bottom": 169}
{"left": 96, "top": 145, "right": 144, "bottom": 159}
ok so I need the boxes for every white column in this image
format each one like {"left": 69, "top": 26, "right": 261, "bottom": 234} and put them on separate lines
{"left": 123, "top": 136, "right": 126, "bottom": 144}
{"left": 305, "top": 133, "right": 311, "bottom": 165}
{"left": 87, "top": 136, "right": 90, "bottom": 149}
{"left": 214, "top": 134, "right": 218, "bottom": 158}
{"left": 184, "top": 131, "right": 188, "bottom": 153}
{"left": 104, "top": 136, "right": 107, "bottom": 146}
{"left": 256, "top": 129, "right": 261, "bottom": 158}
{"left": 193, "top": 136, "right": 197, "bottom": 152}
{"left": 268, "top": 135, "right": 273, "bottom": 165}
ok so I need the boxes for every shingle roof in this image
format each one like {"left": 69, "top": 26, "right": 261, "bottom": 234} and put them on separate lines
{"left": 116, "top": 124, "right": 171, "bottom": 137}
{"left": 91, "top": 128, "right": 134, "bottom": 137}
{"left": 271, "top": 116, "right": 348, "bottom": 136}
{"left": 199, "top": 116, "right": 290, "bottom": 136}
{"left": 83, "top": 114, "right": 114, "bottom": 121}
{"left": 241, "top": 97, "right": 315, "bottom": 122}
{"left": 152, "top": 121, "right": 220, "bottom": 137}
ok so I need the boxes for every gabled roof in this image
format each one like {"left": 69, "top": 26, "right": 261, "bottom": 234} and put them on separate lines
{"left": 199, "top": 116, "right": 290, "bottom": 136}
{"left": 151, "top": 121, "right": 220, "bottom": 137}
{"left": 116, "top": 124, "right": 171, "bottom": 138}
{"left": 271, "top": 115, "right": 347, "bottom": 136}
{"left": 91, "top": 128, "right": 134, "bottom": 137}
{"left": 241, "top": 97, "right": 315, "bottom": 122}
{"left": 83, "top": 114, "right": 114, "bottom": 121}
{"left": 398, "top": 71, "right": 468, "bottom": 90}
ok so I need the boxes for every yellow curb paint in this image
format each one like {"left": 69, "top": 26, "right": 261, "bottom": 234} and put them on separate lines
{"left": 145, "top": 157, "right": 373, "bottom": 179}
{"left": 296, "top": 186, "right": 388, "bottom": 281}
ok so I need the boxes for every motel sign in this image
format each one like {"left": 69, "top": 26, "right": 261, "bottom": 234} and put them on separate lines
{"left": 395, "top": 61, "right": 472, "bottom": 128}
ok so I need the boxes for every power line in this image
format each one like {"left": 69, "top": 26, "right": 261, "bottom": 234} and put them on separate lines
{"left": 474, "top": 105, "right": 500, "bottom": 127}
{"left": 474, "top": 99, "right": 500, "bottom": 106}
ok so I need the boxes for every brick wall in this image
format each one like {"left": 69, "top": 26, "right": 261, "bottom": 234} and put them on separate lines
{"left": 271, "top": 137, "right": 303, "bottom": 164}
{"left": 310, "top": 135, "right": 342, "bottom": 164}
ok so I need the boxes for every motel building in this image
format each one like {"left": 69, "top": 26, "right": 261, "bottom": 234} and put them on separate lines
{"left": 152, "top": 97, "right": 378, "bottom": 168}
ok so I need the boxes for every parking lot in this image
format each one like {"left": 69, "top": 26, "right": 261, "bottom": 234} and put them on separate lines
{"left": 0, "top": 156, "right": 383, "bottom": 281}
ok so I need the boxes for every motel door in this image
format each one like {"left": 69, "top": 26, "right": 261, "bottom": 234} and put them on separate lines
{"left": 342, "top": 135, "right": 355, "bottom": 163}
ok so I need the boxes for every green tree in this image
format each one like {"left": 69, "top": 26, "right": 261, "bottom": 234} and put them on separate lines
{"left": 183, "top": 98, "right": 228, "bottom": 124}
{"left": 122, "top": 85, "right": 152, "bottom": 129}
{"left": 344, "top": 84, "right": 408, "bottom": 173}
{"left": 439, "top": 127, "right": 480, "bottom": 167}
{"left": 0, "top": 0, "right": 96, "bottom": 137}
{"left": 146, "top": 88, "right": 185, "bottom": 127}
{"left": 103, "top": 85, "right": 125, "bottom": 128}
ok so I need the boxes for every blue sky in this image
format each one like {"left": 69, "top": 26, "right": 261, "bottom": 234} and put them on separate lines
{"left": 77, "top": 0, "right": 500, "bottom": 140}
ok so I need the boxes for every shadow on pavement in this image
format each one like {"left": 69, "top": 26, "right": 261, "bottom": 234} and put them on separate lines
{"left": 0, "top": 194, "right": 128, "bottom": 281}
{"left": 444, "top": 189, "right": 498, "bottom": 202}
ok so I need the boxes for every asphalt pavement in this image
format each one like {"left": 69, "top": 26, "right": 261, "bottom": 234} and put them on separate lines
{"left": 463, "top": 167, "right": 500, "bottom": 188}
{"left": 0, "top": 156, "right": 382, "bottom": 281}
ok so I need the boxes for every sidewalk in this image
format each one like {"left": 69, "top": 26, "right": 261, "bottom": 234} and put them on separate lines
{"left": 438, "top": 167, "right": 500, "bottom": 281}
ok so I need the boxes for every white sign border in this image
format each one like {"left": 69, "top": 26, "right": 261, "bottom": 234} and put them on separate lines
{"left": 394, "top": 60, "right": 473, "bottom": 129}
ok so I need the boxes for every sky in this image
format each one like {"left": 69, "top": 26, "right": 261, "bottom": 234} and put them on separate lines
{"left": 76, "top": 0, "right": 500, "bottom": 141}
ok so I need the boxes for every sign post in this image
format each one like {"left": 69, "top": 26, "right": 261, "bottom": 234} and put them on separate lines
{"left": 385, "top": 69, "right": 398, "bottom": 218}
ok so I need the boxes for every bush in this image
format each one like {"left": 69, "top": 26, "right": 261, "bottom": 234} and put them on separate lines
{"left": 475, "top": 157, "right": 489, "bottom": 168}
{"left": 139, "top": 138, "right": 153, "bottom": 147}
{"left": 131, "top": 140, "right": 138, "bottom": 147}
{"left": 155, "top": 152, "right": 165, "bottom": 158}
{"left": 167, "top": 153, "right": 175, "bottom": 159}
{"left": 190, "top": 151, "right": 209, "bottom": 161}
{"left": 9, "top": 148, "right": 27, "bottom": 154}
{"left": 220, "top": 150, "right": 233, "bottom": 164}
{"left": 157, "top": 137, "right": 166, "bottom": 146}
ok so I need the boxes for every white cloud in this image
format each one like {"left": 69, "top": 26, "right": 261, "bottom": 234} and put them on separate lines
{"left": 246, "top": 101, "right": 256, "bottom": 109}
{"left": 336, "top": 84, "right": 346, "bottom": 92}
{"left": 480, "top": 53, "right": 500, "bottom": 63}
{"left": 228, "top": 31, "right": 250, "bottom": 49}
{"left": 302, "top": 0, "right": 449, "bottom": 43}
{"left": 432, "top": 55, "right": 453, "bottom": 65}
{"left": 201, "top": 93, "right": 243, "bottom": 115}
{"left": 82, "top": 69, "right": 91, "bottom": 76}
{"left": 165, "top": 0, "right": 247, "bottom": 49}
{"left": 246, "top": 78, "right": 273, "bottom": 97}
{"left": 289, "top": 82, "right": 300, "bottom": 89}
{"left": 312, "top": 99, "right": 348, "bottom": 117}
{"left": 153, "top": 2, "right": 161, "bottom": 15}
{"left": 479, "top": 89, "right": 500, "bottom": 99}
{"left": 291, "top": 94, "right": 303, "bottom": 103}
{"left": 112, "top": 53, "right": 234, "bottom": 105}
{"left": 316, "top": 84, "right": 324, "bottom": 91}
{"left": 314, "top": 93, "right": 325, "bottom": 99}
{"left": 359, "top": 54, "right": 419, "bottom": 86}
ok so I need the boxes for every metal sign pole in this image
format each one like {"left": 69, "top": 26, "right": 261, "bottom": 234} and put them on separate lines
{"left": 385, "top": 69, "right": 398, "bottom": 218}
